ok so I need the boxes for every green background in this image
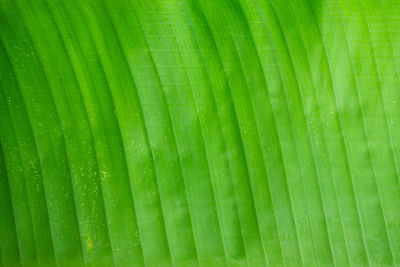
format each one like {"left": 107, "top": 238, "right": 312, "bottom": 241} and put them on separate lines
{"left": 1, "top": 0, "right": 400, "bottom": 266}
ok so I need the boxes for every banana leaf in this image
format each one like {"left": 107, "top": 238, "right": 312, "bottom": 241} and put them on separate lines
{"left": 1, "top": 0, "right": 400, "bottom": 266}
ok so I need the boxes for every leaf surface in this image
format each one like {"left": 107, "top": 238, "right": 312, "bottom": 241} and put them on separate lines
{"left": 1, "top": 0, "right": 400, "bottom": 266}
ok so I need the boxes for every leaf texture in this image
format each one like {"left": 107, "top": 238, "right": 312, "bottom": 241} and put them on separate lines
{"left": 1, "top": 0, "right": 400, "bottom": 266}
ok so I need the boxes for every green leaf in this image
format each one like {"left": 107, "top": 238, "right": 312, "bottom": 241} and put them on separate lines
{"left": 1, "top": 0, "right": 400, "bottom": 266}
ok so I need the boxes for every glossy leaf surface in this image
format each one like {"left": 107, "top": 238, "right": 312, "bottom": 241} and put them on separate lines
{"left": 1, "top": 0, "right": 400, "bottom": 266}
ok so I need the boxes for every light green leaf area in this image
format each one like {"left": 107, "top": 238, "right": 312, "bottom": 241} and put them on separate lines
{"left": 1, "top": 0, "right": 400, "bottom": 266}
